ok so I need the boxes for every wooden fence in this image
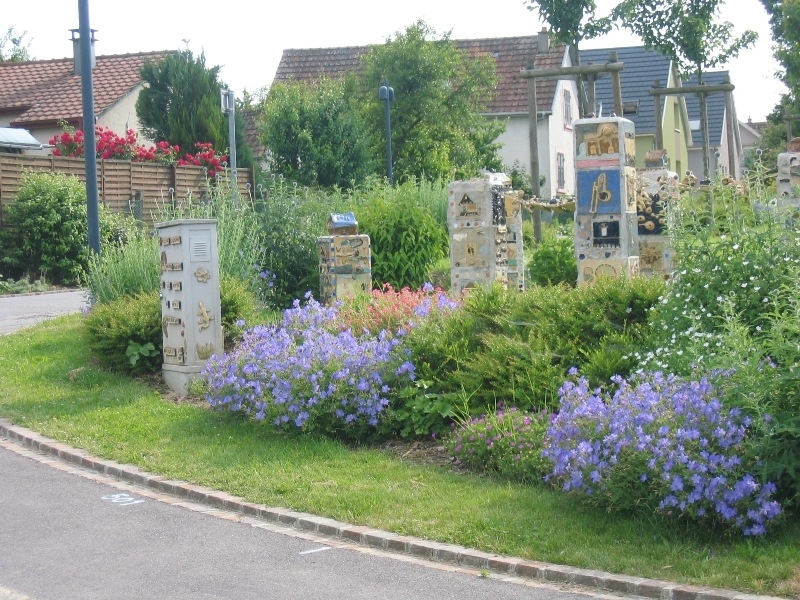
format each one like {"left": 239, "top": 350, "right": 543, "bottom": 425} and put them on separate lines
{"left": 0, "top": 155, "right": 256, "bottom": 226}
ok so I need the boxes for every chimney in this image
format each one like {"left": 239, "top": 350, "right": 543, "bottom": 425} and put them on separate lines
{"left": 537, "top": 27, "right": 550, "bottom": 54}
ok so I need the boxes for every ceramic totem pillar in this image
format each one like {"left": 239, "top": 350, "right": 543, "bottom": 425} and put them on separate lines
{"left": 318, "top": 212, "right": 371, "bottom": 303}
{"left": 447, "top": 173, "right": 524, "bottom": 296}
{"left": 574, "top": 117, "right": 640, "bottom": 285}
{"left": 637, "top": 160, "right": 678, "bottom": 279}
{"left": 777, "top": 152, "right": 800, "bottom": 209}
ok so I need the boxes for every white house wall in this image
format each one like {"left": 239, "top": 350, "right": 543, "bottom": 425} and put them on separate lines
{"left": 489, "top": 83, "right": 579, "bottom": 199}
{"left": 97, "top": 84, "right": 155, "bottom": 146}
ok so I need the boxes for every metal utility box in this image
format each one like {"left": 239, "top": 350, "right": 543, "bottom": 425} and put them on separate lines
{"left": 447, "top": 174, "right": 524, "bottom": 296}
{"left": 574, "top": 116, "right": 640, "bottom": 285}
{"left": 156, "top": 218, "right": 223, "bottom": 395}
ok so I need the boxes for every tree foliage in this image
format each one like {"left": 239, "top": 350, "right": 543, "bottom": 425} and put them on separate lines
{"left": 761, "top": 0, "right": 800, "bottom": 98}
{"left": 136, "top": 49, "right": 252, "bottom": 167}
{"left": 612, "top": 0, "right": 757, "bottom": 81}
{"left": 0, "top": 26, "right": 32, "bottom": 62}
{"left": 756, "top": 0, "right": 800, "bottom": 166}
{"left": 524, "top": 0, "right": 612, "bottom": 116}
{"left": 525, "top": 0, "right": 612, "bottom": 49}
{"left": 259, "top": 77, "right": 375, "bottom": 187}
{"left": 361, "top": 20, "right": 504, "bottom": 182}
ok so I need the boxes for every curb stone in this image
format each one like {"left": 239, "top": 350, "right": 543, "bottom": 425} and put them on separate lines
{"left": 0, "top": 419, "right": 785, "bottom": 600}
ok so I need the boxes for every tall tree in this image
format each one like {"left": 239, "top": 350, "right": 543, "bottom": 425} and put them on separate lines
{"left": 136, "top": 50, "right": 228, "bottom": 159}
{"left": 756, "top": 0, "right": 800, "bottom": 166}
{"left": 524, "top": 0, "right": 613, "bottom": 117}
{"left": 612, "top": 0, "right": 757, "bottom": 83}
{"left": 613, "top": 0, "right": 757, "bottom": 177}
{"left": 0, "top": 26, "right": 32, "bottom": 62}
{"left": 760, "top": 0, "right": 800, "bottom": 98}
{"left": 360, "top": 20, "right": 504, "bottom": 182}
{"left": 259, "top": 76, "right": 375, "bottom": 187}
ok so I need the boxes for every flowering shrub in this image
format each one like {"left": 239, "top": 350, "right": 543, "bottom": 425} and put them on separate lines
{"left": 49, "top": 126, "right": 225, "bottom": 174}
{"left": 544, "top": 370, "right": 781, "bottom": 536}
{"left": 177, "top": 142, "right": 228, "bottom": 177}
{"left": 202, "top": 294, "right": 415, "bottom": 440}
{"left": 336, "top": 282, "right": 460, "bottom": 336}
{"left": 446, "top": 406, "right": 552, "bottom": 483}
{"left": 636, "top": 185, "right": 800, "bottom": 376}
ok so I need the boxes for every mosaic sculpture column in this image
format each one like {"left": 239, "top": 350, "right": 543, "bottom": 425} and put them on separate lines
{"left": 318, "top": 212, "right": 371, "bottom": 303}
{"left": 447, "top": 174, "right": 524, "bottom": 296}
{"left": 574, "top": 117, "right": 640, "bottom": 285}
{"left": 636, "top": 151, "right": 678, "bottom": 279}
{"left": 777, "top": 150, "right": 800, "bottom": 209}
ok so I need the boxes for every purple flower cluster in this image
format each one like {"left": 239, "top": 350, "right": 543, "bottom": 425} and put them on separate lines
{"left": 202, "top": 293, "right": 415, "bottom": 430}
{"left": 543, "top": 370, "right": 781, "bottom": 536}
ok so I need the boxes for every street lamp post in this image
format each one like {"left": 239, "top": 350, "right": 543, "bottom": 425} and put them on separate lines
{"left": 75, "top": 0, "right": 100, "bottom": 257}
{"left": 378, "top": 80, "right": 394, "bottom": 185}
{"left": 220, "top": 87, "right": 238, "bottom": 202}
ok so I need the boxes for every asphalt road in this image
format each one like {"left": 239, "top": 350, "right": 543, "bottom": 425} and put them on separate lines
{"left": 0, "top": 443, "right": 615, "bottom": 600}
{"left": 0, "top": 290, "right": 88, "bottom": 335}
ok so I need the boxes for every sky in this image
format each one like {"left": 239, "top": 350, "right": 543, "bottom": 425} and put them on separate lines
{"left": 2, "top": 0, "right": 787, "bottom": 122}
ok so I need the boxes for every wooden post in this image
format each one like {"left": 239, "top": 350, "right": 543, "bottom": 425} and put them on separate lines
{"left": 610, "top": 52, "right": 624, "bottom": 117}
{"left": 653, "top": 80, "right": 663, "bottom": 150}
{"left": 527, "top": 67, "right": 543, "bottom": 241}
{"left": 724, "top": 89, "right": 736, "bottom": 177}
{"left": 700, "top": 90, "right": 711, "bottom": 180}
{"left": 585, "top": 73, "right": 596, "bottom": 116}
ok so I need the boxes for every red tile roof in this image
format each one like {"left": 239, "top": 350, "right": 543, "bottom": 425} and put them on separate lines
{"left": 0, "top": 50, "right": 175, "bottom": 127}
{"left": 274, "top": 36, "right": 567, "bottom": 115}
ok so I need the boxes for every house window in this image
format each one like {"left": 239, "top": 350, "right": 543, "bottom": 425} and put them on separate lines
{"left": 563, "top": 90, "right": 573, "bottom": 129}
{"left": 556, "top": 152, "right": 566, "bottom": 191}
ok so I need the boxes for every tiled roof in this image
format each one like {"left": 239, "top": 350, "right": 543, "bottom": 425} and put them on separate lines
{"left": 273, "top": 36, "right": 568, "bottom": 115}
{"left": 0, "top": 51, "right": 174, "bottom": 127}
{"left": 579, "top": 45, "right": 674, "bottom": 135}
{"left": 683, "top": 71, "right": 729, "bottom": 146}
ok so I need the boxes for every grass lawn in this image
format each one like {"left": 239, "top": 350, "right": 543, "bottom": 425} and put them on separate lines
{"left": 1, "top": 315, "right": 799, "bottom": 597}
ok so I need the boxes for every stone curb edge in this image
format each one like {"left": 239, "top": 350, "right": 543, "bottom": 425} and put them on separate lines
{"left": 0, "top": 419, "right": 782, "bottom": 600}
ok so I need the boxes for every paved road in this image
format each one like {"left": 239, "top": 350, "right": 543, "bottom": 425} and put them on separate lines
{"left": 0, "top": 290, "right": 89, "bottom": 335}
{"left": 0, "top": 443, "right": 616, "bottom": 600}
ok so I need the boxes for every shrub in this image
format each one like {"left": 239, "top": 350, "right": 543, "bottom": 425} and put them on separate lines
{"left": 219, "top": 274, "right": 259, "bottom": 342}
{"left": 202, "top": 294, "right": 415, "bottom": 442}
{"left": 544, "top": 370, "right": 782, "bottom": 536}
{"left": 640, "top": 184, "right": 800, "bottom": 376}
{"left": 446, "top": 405, "right": 552, "bottom": 483}
{"left": 83, "top": 277, "right": 259, "bottom": 375}
{"left": 83, "top": 290, "right": 162, "bottom": 375}
{"left": 404, "top": 277, "right": 664, "bottom": 424}
{"left": 525, "top": 220, "right": 577, "bottom": 287}
{"left": 356, "top": 193, "right": 449, "bottom": 290}
{"left": 0, "top": 172, "right": 135, "bottom": 286}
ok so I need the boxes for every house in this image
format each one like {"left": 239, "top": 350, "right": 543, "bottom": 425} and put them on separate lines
{"left": 579, "top": 45, "right": 693, "bottom": 178}
{"left": 0, "top": 50, "right": 174, "bottom": 154}
{"left": 684, "top": 71, "right": 748, "bottom": 179}
{"left": 273, "top": 32, "right": 580, "bottom": 199}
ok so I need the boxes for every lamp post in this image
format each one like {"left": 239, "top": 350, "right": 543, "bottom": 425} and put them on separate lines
{"left": 379, "top": 80, "right": 394, "bottom": 185}
{"left": 75, "top": 0, "right": 100, "bottom": 257}
{"left": 220, "top": 87, "right": 237, "bottom": 198}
